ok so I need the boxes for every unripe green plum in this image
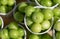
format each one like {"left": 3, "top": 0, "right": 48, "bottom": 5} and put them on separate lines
{"left": 9, "top": 30, "right": 19, "bottom": 39}
{"left": 53, "top": 0, "right": 60, "bottom": 4}
{"left": 53, "top": 8, "right": 60, "bottom": 17}
{"left": 43, "top": 9, "right": 53, "bottom": 20}
{"left": 18, "top": 2, "right": 27, "bottom": 12}
{"left": 32, "top": 12, "right": 44, "bottom": 23}
{"left": 18, "top": 28, "right": 24, "bottom": 37}
{"left": 25, "top": 6, "right": 35, "bottom": 17}
{"left": 31, "top": 23, "right": 42, "bottom": 33}
{"left": 26, "top": 17, "right": 33, "bottom": 26}
{"left": 8, "top": 22, "right": 18, "bottom": 30}
{"left": 41, "top": 20, "right": 50, "bottom": 30}
{"left": 8, "top": 0, "right": 15, "bottom": 6}
{"left": 54, "top": 22, "right": 60, "bottom": 31}
{"left": 56, "top": 32, "right": 60, "bottom": 39}
{"left": 40, "top": 0, "right": 52, "bottom": 7}
{"left": 1, "top": 0, "right": 7, "bottom": 5}
{"left": 29, "top": 34, "right": 39, "bottom": 39}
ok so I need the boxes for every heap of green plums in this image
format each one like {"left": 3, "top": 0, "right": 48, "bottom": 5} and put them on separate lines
{"left": 1, "top": 22, "right": 25, "bottom": 39}
{"left": 0, "top": 0, "right": 15, "bottom": 14}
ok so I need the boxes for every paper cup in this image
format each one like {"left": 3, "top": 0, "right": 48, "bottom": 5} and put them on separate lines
{"left": 1, "top": 23, "right": 27, "bottom": 39}
{"left": 24, "top": 15, "right": 54, "bottom": 35}
{"left": 0, "top": 0, "right": 16, "bottom": 16}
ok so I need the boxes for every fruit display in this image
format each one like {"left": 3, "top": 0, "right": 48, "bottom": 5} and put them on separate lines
{"left": 0, "top": 0, "right": 60, "bottom": 39}
{"left": 1, "top": 22, "right": 26, "bottom": 39}
{"left": 29, "top": 0, "right": 60, "bottom": 7}
{"left": 25, "top": 7, "right": 53, "bottom": 34}
{"left": 0, "top": 0, "right": 16, "bottom": 15}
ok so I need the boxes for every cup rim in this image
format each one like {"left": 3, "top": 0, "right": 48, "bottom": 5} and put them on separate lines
{"left": 27, "top": 0, "right": 59, "bottom": 10}
{"left": 2, "top": 23, "right": 27, "bottom": 39}
{"left": 0, "top": 0, "right": 16, "bottom": 16}
{"left": 0, "top": 16, "right": 4, "bottom": 29}
{"left": 24, "top": 15, "right": 54, "bottom": 35}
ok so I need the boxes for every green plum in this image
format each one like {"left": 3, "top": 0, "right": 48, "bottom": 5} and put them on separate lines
{"left": 0, "top": 19, "right": 2, "bottom": 26}
{"left": 29, "top": 34, "right": 39, "bottom": 39}
{"left": 8, "top": 22, "right": 18, "bottom": 30}
{"left": 6, "top": 6, "right": 12, "bottom": 13}
{"left": 25, "top": 6, "right": 35, "bottom": 17}
{"left": 42, "top": 34, "right": 52, "bottom": 39}
{"left": 8, "top": 0, "right": 15, "bottom": 6}
{"left": 18, "top": 2, "right": 27, "bottom": 12}
{"left": 34, "top": 8, "right": 41, "bottom": 13}
{"left": 53, "top": 0, "right": 60, "bottom": 4}
{"left": 1, "top": 0, "right": 7, "bottom": 5}
{"left": 1, "top": 29, "right": 9, "bottom": 39}
{"left": 31, "top": 23, "right": 42, "bottom": 33}
{"left": 0, "top": 6, "right": 6, "bottom": 13}
{"left": 53, "top": 8, "right": 60, "bottom": 17}
{"left": 56, "top": 32, "right": 60, "bottom": 39}
{"left": 26, "top": 17, "right": 33, "bottom": 26}
{"left": 40, "top": 0, "right": 52, "bottom": 7}
{"left": 18, "top": 37, "right": 23, "bottom": 39}
{"left": 54, "top": 22, "right": 60, "bottom": 31}
{"left": 9, "top": 30, "right": 19, "bottom": 39}
{"left": 18, "top": 28, "right": 24, "bottom": 37}
{"left": 41, "top": 20, "right": 50, "bottom": 30}
{"left": 43, "top": 9, "right": 53, "bottom": 20}
{"left": 54, "top": 16, "right": 60, "bottom": 23}
{"left": 14, "top": 12, "right": 24, "bottom": 22}
{"left": 32, "top": 12, "right": 44, "bottom": 23}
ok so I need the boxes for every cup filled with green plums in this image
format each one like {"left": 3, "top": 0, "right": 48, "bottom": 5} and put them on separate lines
{"left": 27, "top": 0, "right": 59, "bottom": 9}
{"left": 0, "top": 0, "right": 16, "bottom": 15}
{"left": 1, "top": 22, "right": 26, "bottom": 39}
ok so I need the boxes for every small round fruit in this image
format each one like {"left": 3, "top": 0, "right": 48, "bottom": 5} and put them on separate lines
{"left": 18, "top": 28, "right": 24, "bottom": 37}
{"left": 43, "top": 9, "right": 53, "bottom": 20}
{"left": 8, "top": 0, "right": 15, "bottom": 6}
{"left": 54, "top": 22, "right": 60, "bottom": 31}
{"left": 42, "top": 34, "right": 52, "bottom": 39}
{"left": 56, "top": 32, "right": 60, "bottom": 39}
{"left": 25, "top": 6, "right": 35, "bottom": 17}
{"left": 1, "top": 29, "right": 9, "bottom": 39}
{"left": 53, "top": 8, "right": 60, "bottom": 17}
{"left": 32, "top": 12, "right": 44, "bottom": 23}
{"left": 41, "top": 20, "right": 50, "bottom": 30}
{"left": 8, "top": 22, "right": 18, "bottom": 30}
{"left": 0, "top": 6, "right": 6, "bottom": 13}
{"left": 18, "top": 37, "right": 23, "bottom": 39}
{"left": 26, "top": 17, "right": 33, "bottom": 26}
{"left": 14, "top": 12, "right": 24, "bottom": 22}
{"left": 40, "top": 0, "right": 52, "bottom": 7}
{"left": 1, "top": 0, "right": 7, "bottom": 5}
{"left": 0, "top": 19, "right": 2, "bottom": 26}
{"left": 53, "top": 0, "right": 60, "bottom": 4}
{"left": 29, "top": 34, "right": 39, "bottom": 39}
{"left": 31, "top": 23, "right": 42, "bottom": 33}
{"left": 9, "top": 30, "right": 19, "bottom": 39}
{"left": 18, "top": 2, "right": 27, "bottom": 12}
